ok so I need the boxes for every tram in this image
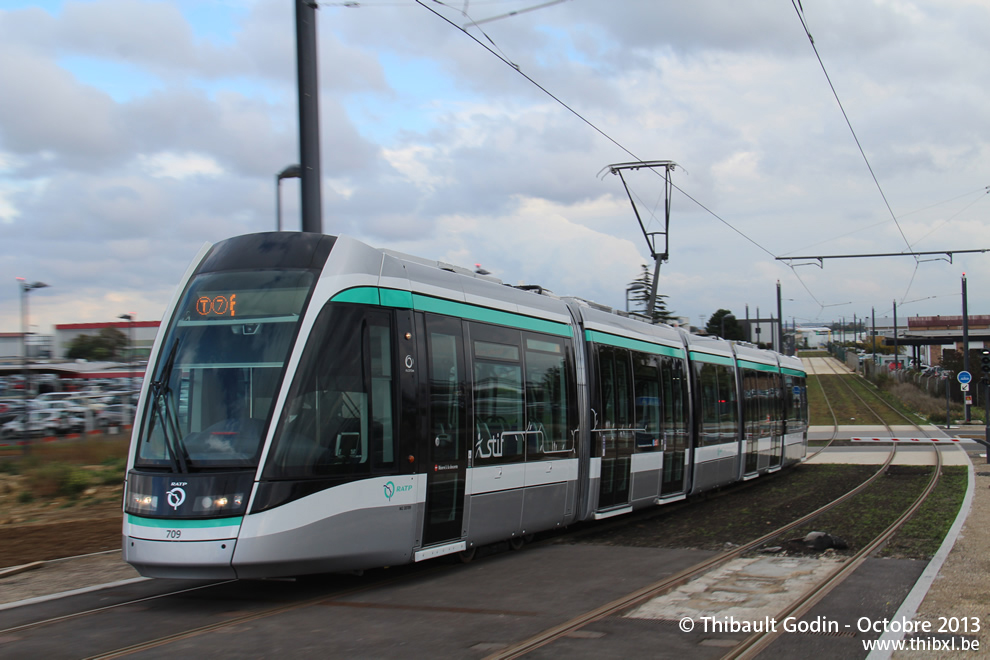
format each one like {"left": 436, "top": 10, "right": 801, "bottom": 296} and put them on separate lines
{"left": 122, "top": 232, "right": 808, "bottom": 579}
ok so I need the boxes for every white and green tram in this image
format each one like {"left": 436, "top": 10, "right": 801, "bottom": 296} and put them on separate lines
{"left": 122, "top": 232, "right": 808, "bottom": 579}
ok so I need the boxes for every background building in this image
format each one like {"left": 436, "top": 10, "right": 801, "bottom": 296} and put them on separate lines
{"left": 54, "top": 321, "right": 160, "bottom": 361}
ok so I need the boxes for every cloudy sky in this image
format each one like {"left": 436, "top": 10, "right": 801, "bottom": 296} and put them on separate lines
{"left": 2, "top": 0, "right": 990, "bottom": 341}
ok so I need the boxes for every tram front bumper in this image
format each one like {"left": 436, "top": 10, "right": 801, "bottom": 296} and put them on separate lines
{"left": 123, "top": 536, "right": 238, "bottom": 579}
{"left": 122, "top": 514, "right": 242, "bottom": 579}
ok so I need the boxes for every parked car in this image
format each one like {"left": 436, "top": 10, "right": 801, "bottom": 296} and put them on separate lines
{"left": 0, "top": 400, "right": 25, "bottom": 425}
{"left": 96, "top": 404, "right": 134, "bottom": 430}
{"left": 0, "top": 409, "right": 85, "bottom": 440}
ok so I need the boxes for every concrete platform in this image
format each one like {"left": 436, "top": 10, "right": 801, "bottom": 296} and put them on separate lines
{"left": 806, "top": 445, "right": 972, "bottom": 466}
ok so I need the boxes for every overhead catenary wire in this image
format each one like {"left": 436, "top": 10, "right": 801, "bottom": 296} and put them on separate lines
{"left": 416, "top": 0, "right": 781, "bottom": 263}
{"left": 790, "top": 0, "right": 914, "bottom": 258}
{"left": 350, "top": 1, "right": 972, "bottom": 315}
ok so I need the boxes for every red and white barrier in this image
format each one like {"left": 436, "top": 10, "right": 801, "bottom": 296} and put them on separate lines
{"left": 850, "top": 437, "right": 964, "bottom": 443}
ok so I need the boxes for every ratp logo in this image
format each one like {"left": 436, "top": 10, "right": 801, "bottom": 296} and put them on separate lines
{"left": 384, "top": 481, "right": 413, "bottom": 501}
{"left": 166, "top": 486, "right": 186, "bottom": 510}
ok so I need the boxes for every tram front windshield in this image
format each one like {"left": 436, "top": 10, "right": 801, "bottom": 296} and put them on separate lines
{"left": 136, "top": 269, "right": 314, "bottom": 470}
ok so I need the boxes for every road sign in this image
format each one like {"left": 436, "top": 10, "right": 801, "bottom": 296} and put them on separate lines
{"left": 961, "top": 383, "right": 970, "bottom": 392}
{"left": 958, "top": 370, "right": 972, "bottom": 384}
{"left": 966, "top": 395, "right": 973, "bottom": 405}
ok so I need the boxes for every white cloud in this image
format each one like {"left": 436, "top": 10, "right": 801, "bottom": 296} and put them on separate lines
{"left": 136, "top": 151, "right": 224, "bottom": 179}
{"left": 2, "top": 0, "right": 990, "bottom": 337}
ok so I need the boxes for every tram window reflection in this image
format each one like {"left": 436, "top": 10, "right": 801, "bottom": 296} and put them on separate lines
{"left": 266, "top": 305, "right": 396, "bottom": 479}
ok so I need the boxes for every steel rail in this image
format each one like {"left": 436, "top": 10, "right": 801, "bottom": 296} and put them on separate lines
{"left": 483, "top": 443, "right": 897, "bottom": 660}
{"left": 0, "top": 580, "right": 235, "bottom": 636}
{"left": 723, "top": 443, "right": 943, "bottom": 659}
{"left": 805, "top": 357, "right": 839, "bottom": 461}
{"left": 80, "top": 564, "right": 453, "bottom": 660}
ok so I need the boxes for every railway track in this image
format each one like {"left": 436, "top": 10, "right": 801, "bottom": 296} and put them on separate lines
{"left": 486, "top": 358, "right": 947, "bottom": 658}
{"left": 0, "top": 450, "right": 909, "bottom": 660}
{"left": 0, "top": 357, "right": 953, "bottom": 658}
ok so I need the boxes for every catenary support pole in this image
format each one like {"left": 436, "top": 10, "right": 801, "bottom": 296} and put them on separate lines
{"left": 296, "top": 0, "right": 322, "bottom": 233}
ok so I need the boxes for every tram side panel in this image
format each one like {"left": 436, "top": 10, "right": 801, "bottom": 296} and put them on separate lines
{"left": 460, "top": 317, "right": 580, "bottom": 547}
{"left": 782, "top": 368, "right": 809, "bottom": 466}
{"left": 689, "top": 353, "right": 741, "bottom": 493}
{"left": 575, "top": 318, "right": 692, "bottom": 518}
{"left": 735, "top": 354, "right": 786, "bottom": 479}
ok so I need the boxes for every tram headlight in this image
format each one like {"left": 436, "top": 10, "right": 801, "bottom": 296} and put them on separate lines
{"left": 193, "top": 493, "right": 245, "bottom": 513}
{"left": 128, "top": 493, "right": 158, "bottom": 514}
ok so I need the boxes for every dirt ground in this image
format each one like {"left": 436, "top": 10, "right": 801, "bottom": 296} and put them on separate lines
{"left": 0, "top": 463, "right": 875, "bottom": 571}
{"left": 570, "top": 463, "right": 880, "bottom": 553}
{"left": 0, "top": 462, "right": 937, "bottom": 571}
{"left": 0, "top": 473, "right": 123, "bottom": 569}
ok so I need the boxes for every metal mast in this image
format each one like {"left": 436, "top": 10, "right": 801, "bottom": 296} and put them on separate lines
{"left": 296, "top": 0, "right": 322, "bottom": 233}
{"left": 604, "top": 160, "right": 677, "bottom": 320}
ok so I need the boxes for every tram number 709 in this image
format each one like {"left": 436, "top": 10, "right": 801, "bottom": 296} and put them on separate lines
{"left": 166, "top": 529, "right": 181, "bottom": 539}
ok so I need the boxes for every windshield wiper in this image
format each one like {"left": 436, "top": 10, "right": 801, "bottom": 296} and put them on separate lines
{"left": 148, "top": 340, "right": 189, "bottom": 473}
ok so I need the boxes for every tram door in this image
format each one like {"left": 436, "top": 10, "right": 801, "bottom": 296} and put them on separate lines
{"left": 597, "top": 346, "right": 633, "bottom": 510}
{"left": 660, "top": 356, "right": 689, "bottom": 496}
{"left": 422, "top": 315, "right": 468, "bottom": 546}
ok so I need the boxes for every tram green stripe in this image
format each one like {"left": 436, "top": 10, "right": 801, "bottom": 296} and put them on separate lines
{"left": 127, "top": 515, "right": 243, "bottom": 528}
{"left": 331, "top": 286, "right": 573, "bottom": 337}
{"left": 782, "top": 367, "right": 806, "bottom": 377}
{"left": 689, "top": 351, "right": 735, "bottom": 367}
{"left": 584, "top": 330, "right": 684, "bottom": 358}
{"left": 738, "top": 359, "right": 780, "bottom": 373}
{"left": 411, "top": 294, "right": 572, "bottom": 336}
{"left": 331, "top": 287, "right": 380, "bottom": 305}
{"left": 380, "top": 288, "right": 414, "bottom": 308}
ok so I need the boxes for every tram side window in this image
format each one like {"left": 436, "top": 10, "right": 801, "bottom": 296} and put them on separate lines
{"left": 595, "top": 346, "right": 634, "bottom": 458}
{"left": 473, "top": 336, "right": 525, "bottom": 464}
{"left": 697, "top": 363, "right": 719, "bottom": 447}
{"left": 661, "top": 356, "right": 689, "bottom": 440}
{"left": 783, "top": 374, "right": 808, "bottom": 433}
{"left": 718, "top": 364, "right": 738, "bottom": 443}
{"left": 633, "top": 353, "right": 661, "bottom": 450}
{"left": 370, "top": 324, "right": 395, "bottom": 467}
{"left": 265, "top": 305, "right": 395, "bottom": 480}
{"left": 742, "top": 369, "right": 757, "bottom": 439}
{"left": 524, "top": 336, "right": 571, "bottom": 456}
{"left": 743, "top": 370, "right": 771, "bottom": 439}
{"left": 769, "top": 372, "right": 782, "bottom": 435}
{"left": 599, "top": 347, "right": 633, "bottom": 430}
{"left": 697, "top": 362, "right": 737, "bottom": 446}
{"left": 798, "top": 376, "right": 808, "bottom": 427}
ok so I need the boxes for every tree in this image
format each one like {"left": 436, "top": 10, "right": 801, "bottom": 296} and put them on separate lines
{"left": 706, "top": 309, "right": 745, "bottom": 340}
{"left": 627, "top": 264, "right": 676, "bottom": 324}
{"left": 66, "top": 327, "right": 128, "bottom": 361}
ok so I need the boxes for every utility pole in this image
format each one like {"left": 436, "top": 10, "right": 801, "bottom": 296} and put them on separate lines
{"left": 893, "top": 300, "right": 898, "bottom": 371}
{"left": 963, "top": 273, "right": 971, "bottom": 422}
{"left": 776, "top": 280, "right": 782, "bottom": 353}
{"left": 296, "top": 0, "right": 322, "bottom": 234}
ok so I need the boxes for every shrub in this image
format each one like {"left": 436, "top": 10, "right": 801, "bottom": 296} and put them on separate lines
{"left": 26, "top": 462, "right": 93, "bottom": 498}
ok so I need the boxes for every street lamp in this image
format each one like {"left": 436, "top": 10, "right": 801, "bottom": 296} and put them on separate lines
{"left": 721, "top": 314, "right": 736, "bottom": 339}
{"left": 118, "top": 313, "right": 134, "bottom": 361}
{"left": 16, "top": 277, "right": 49, "bottom": 399}
{"left": 118, "top": 313, "right": 136, "bottom": 392}
{"left": 276, "top": 164, "right": 302, "bottom": 231}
